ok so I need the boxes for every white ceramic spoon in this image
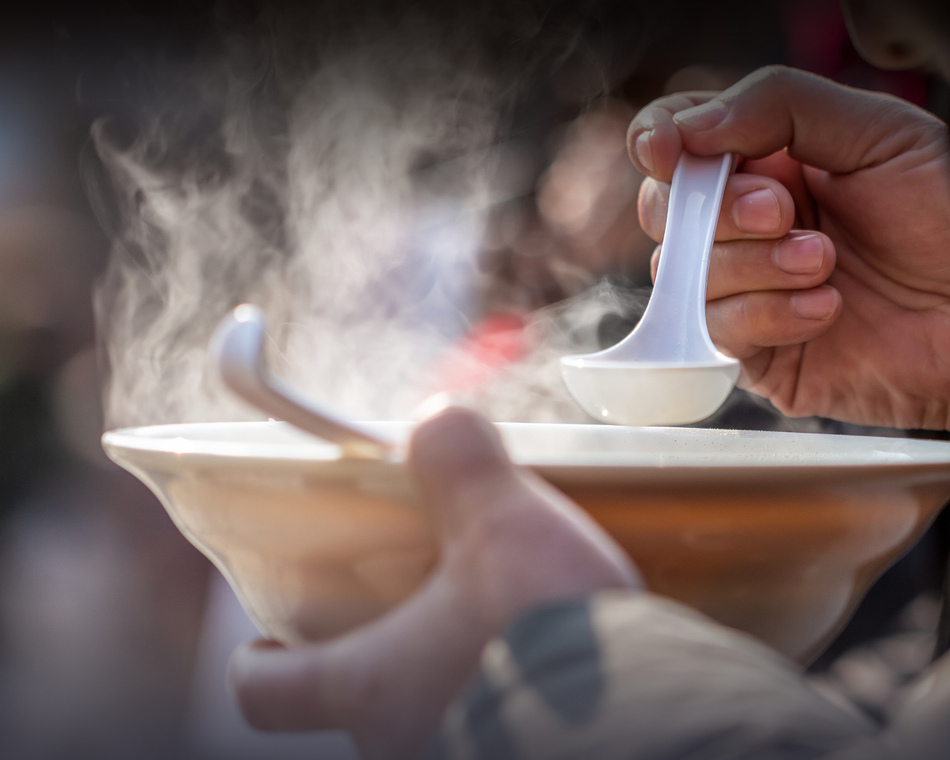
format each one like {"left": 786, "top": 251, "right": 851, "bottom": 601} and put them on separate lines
{"left": 209, "top": 304, "right": 397, "bottom": 459}
{"left": 561, "top": 152, "right": 740, "bottom": 426}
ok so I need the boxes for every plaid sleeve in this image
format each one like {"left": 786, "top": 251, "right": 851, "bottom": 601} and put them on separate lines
{"left": 427, "top": 592, "right": 890, "bottom": 760}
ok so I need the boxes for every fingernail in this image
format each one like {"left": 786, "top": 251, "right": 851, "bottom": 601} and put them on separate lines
{"left": 634, "top": 131, "right": 654, "bottom": 173}
{"left": 733, "top": 189, "right": 781, "bottom": 234}
{"left": 773, "top": 233, "right": 823, "bottom": 274}
{"left": 790, "top": 288, "right": 838, "bottom": 320}
{"left": 672, "top": 101, "right": 728, "bottom": 131}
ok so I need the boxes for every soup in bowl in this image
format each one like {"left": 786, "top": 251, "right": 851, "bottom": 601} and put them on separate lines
{"left": 102, "top": 421, "right": 950, "bottom": 663}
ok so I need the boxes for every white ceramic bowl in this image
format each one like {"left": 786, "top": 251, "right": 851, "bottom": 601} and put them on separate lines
{"left": 102, "top": 421, "right": 950, "bottom": 662}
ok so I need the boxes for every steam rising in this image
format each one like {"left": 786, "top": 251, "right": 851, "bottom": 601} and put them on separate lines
{"left": 88, "top": 5, "right": 633, "bottom": 428}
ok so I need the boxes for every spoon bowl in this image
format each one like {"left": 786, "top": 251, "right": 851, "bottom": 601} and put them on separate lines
{"left": 561, "top": 359, "right": 740, "bottom": 426}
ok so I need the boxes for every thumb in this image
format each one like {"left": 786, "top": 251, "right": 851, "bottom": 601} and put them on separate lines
{"left": 671, "top": 66, "right": 945, "bottom": 173}
{"left": 408, "top": 407, "right": 641, "bottom": 595}
{"left": 408, "top": 406, "right": 522, "bottom": 537}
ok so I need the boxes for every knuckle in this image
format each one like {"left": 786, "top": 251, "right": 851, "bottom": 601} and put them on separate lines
{"left": 737, "top": 292, "right": 784, "bottom": 348}
{"left": 745, "top": 64, "right": 792, "bottom": 89}
{"left": 734, "top": 293, "right": 756, "bottom": 336}
{"left": 713, "top": 295, "right": 753, "bottom": 346}
{"left": 631, "top": 104, "right": 665, "bottom": 133}
{"left": 708, "top": 243, "right": 731, "bottom": 280}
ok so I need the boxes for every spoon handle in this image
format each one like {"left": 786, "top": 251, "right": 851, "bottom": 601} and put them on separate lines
{"left": 210, "top": 305, "right": 397, "bottom": 460}
{"left": 636, "top": 153, "right": 733, "bottom": 362}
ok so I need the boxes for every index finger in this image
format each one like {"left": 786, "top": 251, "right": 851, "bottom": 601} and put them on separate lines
{"left": 627, "top": 91, "right": 720, "bottom": 181}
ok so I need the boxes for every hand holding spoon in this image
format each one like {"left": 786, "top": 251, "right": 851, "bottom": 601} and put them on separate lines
{"left": 209, "top": 304, "right": 397, "bottom": 459}
{"left": 561, "top": 152, "right": 740, "bottom": 426}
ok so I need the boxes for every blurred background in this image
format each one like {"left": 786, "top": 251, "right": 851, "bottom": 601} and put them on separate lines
{"left": 0, "top": 1, "right": 947, "bottom": 757}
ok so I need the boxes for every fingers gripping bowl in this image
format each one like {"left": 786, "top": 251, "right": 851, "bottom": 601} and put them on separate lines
{"left": 102, "top": 421, "right": 950, "bottom": 663}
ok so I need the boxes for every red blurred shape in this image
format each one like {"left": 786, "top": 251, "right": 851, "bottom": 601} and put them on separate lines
{"left": 428, "top": 311, "right": 527, "bottom": 395}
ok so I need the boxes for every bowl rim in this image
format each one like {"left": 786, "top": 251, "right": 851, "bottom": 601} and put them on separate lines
{"left": 101, "top": 420, "right": 950, "bottom": 477}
